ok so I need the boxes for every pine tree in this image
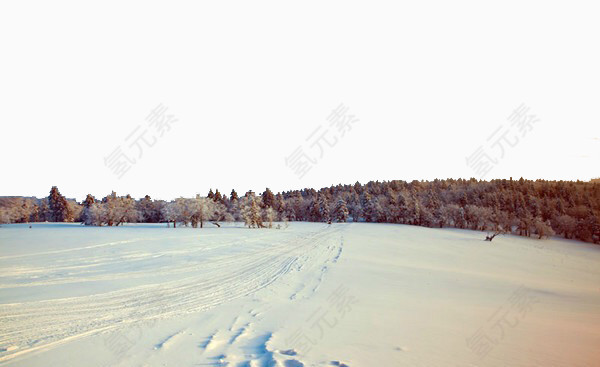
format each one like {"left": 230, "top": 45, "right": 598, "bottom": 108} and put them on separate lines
{"left": 82, "top": 194, "right": 96, "bottom": 225}
{"left": 333, "top": 199, "right": 349, "bottom": 222}
{"left": 48, "top": 186, "right": 72, "bottom": 222}
{"left": 361, "top": 192, "right": 382, "bottom": 222}
{"left": 397, "top": 192, "right": 410, "bottom": 224}
{"left": 384, "top": 192, "right": 399, "bottom": 223}
{"left": 318, "top": 193, "right": 330, "bottom": 222}
{"left": 39, "top": 199, "right": 50, "bottom": 222}
{"left": 48, "top": 186, "right": 61, "bottom": 222}
{"left": 309, "top": 195, "right": 321, "bottom": 221}
{"left": 102, "top": 192, "right": 118, "bottom": 226}
{"left": 214, "top": 189, "right": 223, "bottom": 203}
{"left": 262, "top": 188, "right": 275, "bottom": 208}
{"left": 242, "top": 194, "right": 263, "bottom": 228}
{"left": 349, "top": 201, "right": 362, "bottom": 222}
{"left": 30, "top": 204, "right": 40, "bottom": 222}
{"left": 275, "top": 193, "right": 285, "bottom": 220}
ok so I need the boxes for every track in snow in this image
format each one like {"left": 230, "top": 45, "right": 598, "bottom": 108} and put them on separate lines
{"left": 0, "top": 223, "right": 345, "bottom": 364}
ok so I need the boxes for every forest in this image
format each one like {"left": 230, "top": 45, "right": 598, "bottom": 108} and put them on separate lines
{"left": 1, "top": 178, "right": 599, "bottom": 244}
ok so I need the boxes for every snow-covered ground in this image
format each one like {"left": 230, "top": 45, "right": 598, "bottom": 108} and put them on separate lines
{"left": 0, "top": 222, "right": 599, "bottom": 367}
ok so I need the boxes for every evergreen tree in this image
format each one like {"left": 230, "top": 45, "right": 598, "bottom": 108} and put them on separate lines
{"left": 102, "top": 191, "right": 118, "bottom": 226}
{"left": 30, "top": 204, "right": 40, "bottom": 222}
{"left": 275, "top": 193, "right": 285, "bottom": 220}
{"left": 48, "top": 186, "right": 72, "bottom": 222}
{"left": 309, "top": 196, "right": 321, "bottom": 221}
{"left": 242, "top": 194, "right": 263, "bottom": 228}
{"left": 81, "top": 194, "right": 96, "bottom": 225}
{"left": 333, "top": 199, "right": 349, "bottom": 222}
{"left": 262, "top": 188, "right": 275, "bottom": 208}
{"left": 397, "top": 192, "right": 410, "bottom": 224}
{"left": 318, "top": 193, "right": 330, "bottom": 222}
{"left": 214, "top": 189, "right": 223, "bottom": 203}
{"left": 362, "top": 193, "right": 383, "bottom": 223}
{"left": 349, "top": 201, "right": 362, "bottom": 222}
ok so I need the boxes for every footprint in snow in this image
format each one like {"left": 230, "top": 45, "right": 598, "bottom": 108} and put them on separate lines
{"left": 154, "top": 331, "right": 183, "bottom": 350}
{"left": 199, "top": 331, "right": 217, "bottom": 349}
{"left": 284, "top": 360, "right": 304, "bottom": 367}
{"left": 279, "top": 349, "right": 297, "bottom": 356}
{"left": 228, "top": 325, "right": 249, "bottom": 344}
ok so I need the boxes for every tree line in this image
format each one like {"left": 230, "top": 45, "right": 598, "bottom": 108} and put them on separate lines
{"left": 1, "top": 178, "right": 599, "bottom": 243}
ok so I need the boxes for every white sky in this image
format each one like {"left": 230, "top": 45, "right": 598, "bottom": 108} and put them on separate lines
{"left": 1, "top": 1, "right": 599, "bottom": 201}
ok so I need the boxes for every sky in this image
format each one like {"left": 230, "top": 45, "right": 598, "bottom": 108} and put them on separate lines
{"left": 1, "top": 1, "right": 599, "bottom": 201}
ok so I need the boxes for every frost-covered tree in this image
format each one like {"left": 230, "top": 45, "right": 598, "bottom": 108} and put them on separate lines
{"left": 0, "top": 208, "right": 11, "bottom": 224}
{"left": 362, "top": 193, "right": 384, "bottom": 223}
{"left": 264, "top": 207, "right": 276, "bottom": 228}
{"left": 275, "top": 193, "right": 285, "bottom": 220}
{"left": 69, "top": 200, "right": 83, "bottom": 222}
{"left": 418, "top": 204, "right": 435, "bottom": 227}
{"left": 348, "top": 201, "right": 362, "bottom": 222}
{"left": 211, "top": 200, "right": 233, "bottom": 222}
{"left": 48, "top": 186, "right": 73, "bottom": 222}
{"left": 172, "top": 197, "right": 193, "bottom": 226}
{"left": 465, "top": 205, "right": 493, "bottom": 231}
{"left": 321, "top": 195, "right": 331, "bottom": 222}
{"left": 84, "top": 192, "right": 138, "bottom": 226}
{"left": 137, "top": 195, "right": 161, "bottom": 223}
{"left": 556, "top": 215, "right": 577, "bottom": 239}
{"left": 261, "top": 188, "right": 275, "bottom": 208}
{"left": 87, "top": 202, "right": 106, "bottom": 226}
{"left": 29, "top": 203, "right": 40, "bottom": 222}
{"left": 185, "top": 196, "right": 217, "bottom": 228}
{"left": 214, "top": 189, "right": 223, "bottom": 203}
{"left": 333, "top": 199, "right": 349, "bottom": 222}
{"left": 81, "top": 194, "right": 96, "bottom": 225}
{"left": 114, "top": 195, "right": 138, "bottom": 225}
{"left": 162, "top": 201, "right": 178, "bottom": 227}
{"left": 443, "top": 204, "right": 466, "bottom": 229}
{"left": 491, "top": 209, "right": 512, "bottom": 233}
{"left": 242, "top": 194, "right": 263, "bottom": 228}
{"left": 228, "top": 197, "right": 242, "bottom": 221}
{"left": 38, "top": 199, "right": 50, "bottom": 222}
{"left": 101, "top": 192, "right": 118, "bottom": 226}
{"left": 533, "top": 218, "right": 555, "bottom": 239}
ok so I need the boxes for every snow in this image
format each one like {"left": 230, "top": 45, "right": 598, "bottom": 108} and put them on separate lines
{"left": 0, "top": 222, "right": 599, "bottom": 366}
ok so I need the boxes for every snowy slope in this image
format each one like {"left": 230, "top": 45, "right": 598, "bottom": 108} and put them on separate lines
{"left": 0, "top": 222, "right": 599, "bottom": 366}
